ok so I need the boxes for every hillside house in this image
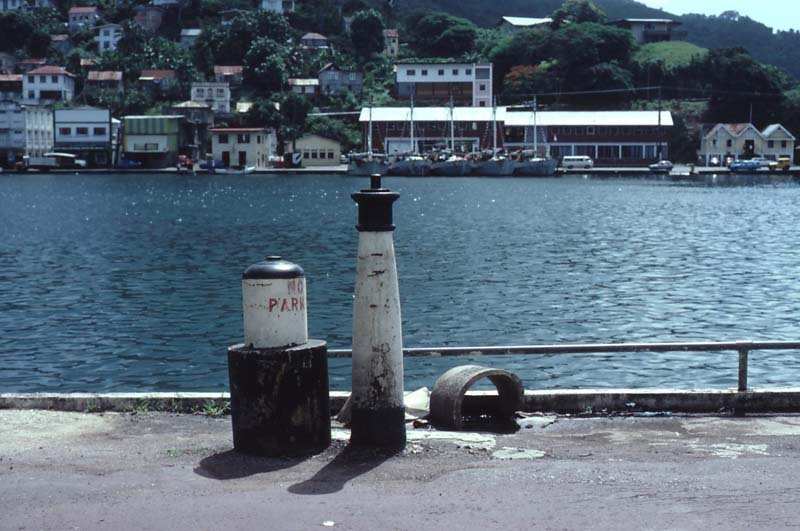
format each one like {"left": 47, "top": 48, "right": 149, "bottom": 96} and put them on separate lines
{"left": 134, "top": 5, "right": 163, "bottom": 32}
{"left": 496, "top": 16, "right": 552, "bottom": 34}
{"left": 699, "top": 123, "right": 796, "bottom": 164}
{"left": 23, "top": 66, "right": 75, "bottom": 102}
{"left": 260, "top": 0, "right": 294, "bottom": 13}
{"left": 86, "top": 71, "right": 124, "bottom": 94}
{"left": 19, "top": 58, "right": 46, "bottom": 73}
{"left": 301, "top": 33, "right": 329, "bottom": 49}
{"left": 383, "top": 29, "right": 399, "bottom": 57}
{"left": 0, "top": 74, "right": 21, "bottom": 100}
{"left": 394, "top": 62, "right": 493, "bottom": 107}
{"left": 319, "top": 64, "right": 362, "bottom": 95}
{"left": 180, "top": 29, "right": 201, "bottom": 48}
{"left": 138, "top": 69, "right": 177, "bottom": 97}
{"left": 607, "top": 18, "right": 685, "bottom": 44}
{"left": 95, "top": 24, "right": 123, "bottom": 53}
{"left": 0, "top": 0, "right": 23, "bottom": 10}
{"left": 220, "top": 9, "right": 248, "bottom": 25}
{"left": 68, "top": 6, "right": 99, "bottom": 32}
{"left": 49, "top": 34, "right": 72, "bottom": 55}
{"left": 191, "top": 82, "right": 230, "bottom": 114}
{"left": 213, "top": 65, "right": 243, "bottom": 85}
{"left": 289, "top": 78, "right": 319, "bottom": 96}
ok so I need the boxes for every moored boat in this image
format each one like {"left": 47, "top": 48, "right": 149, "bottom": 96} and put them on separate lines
{"left": 388, "top": 154, "right": 432, "bottom": 176}
{"left": 348, "top": 152, "right": 389, "bottom": 175}
{"left": 513, "top": 154, "right": 557, "bottom": 176}
{"left": 472, "top": 156, "right": 516, "bottom": 176}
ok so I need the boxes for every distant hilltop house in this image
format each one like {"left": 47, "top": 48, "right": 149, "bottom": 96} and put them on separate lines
{"left": 496, "top": 16, "right": 552, "bottom": 34}
{"left": 383, "top": 29, "right": 399, "bottom": 57}
{"left": 138, "top": 69, "right": 177, "bottom": 97}
{"left": 699, "top": 123, "right": 796, "bottom": 165}
{"left": 213, "top": 65, "right": 243, "bottom": 85}
{"left": 86, "top": 71, "right": 124, "bottom": 94}
{"left": 49, "top": 34, "right": 72, "bottom": 55}
{"left": 95, "top": 24, "right": 123, "bottom": 53}
{"left": 19, "top": 57, "right": 46, "bottom": 73}
{"left": 394, "top": 61, "right": 493, "bottom": 107}
{"left": 68, "top": 6, "right": 99, "bottom": 32}
{"left": 180, "top": 29, "right": 202, "bottom": 49}
{"left": 289, "top": 78, "right": 319, "bottom": 96}
{"left": 359, "top": 106, "right": 672, "bottom": 166}
{"left": 191, "top": 82, "right": 231, "bottom": 114}
{"left": 301, "top": 33, "right": 329, "bottom": 49}
{"left": 260, "top": 0, "right": 294, "bottom": 13}
{"left": 607, "top": 18, "right": 686, "bottom": 44}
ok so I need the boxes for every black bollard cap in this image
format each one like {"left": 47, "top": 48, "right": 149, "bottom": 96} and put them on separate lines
{"left": 243, "top": 256, "right": 304, "bottom": 279}
{"left": 351, "top": 174, "right": 399, "bottom": 232}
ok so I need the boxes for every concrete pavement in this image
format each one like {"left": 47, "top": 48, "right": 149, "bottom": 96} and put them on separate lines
{"left": 2, "top": 409, "right": 800, "bottom": 530}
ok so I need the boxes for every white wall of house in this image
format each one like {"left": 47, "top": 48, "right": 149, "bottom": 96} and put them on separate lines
{"left": 395, "top": 62, "right": 493, "bottom": 107}
{"left": 210, "top": 129, "right": 274, "bottom": 168}
{"left": 287, "top": 134, "right": 341, "bottom": 166}
{"left": 23, "top": 72, "right": 75, "bottom": 102}
{"left": 698, "top": 123, "right": 796, "bottom": 163}
{"left": 0, "top": 0, "right": 23, "bottom": 11}
{"left": 0, "top": 102, "right": 53, "bottom": 164}
{"left": 191, "top": 82, "right": 231, "bottom": 113}
{"left": 260, "top": 0, "right": 294, "bottom": 13}
{"left": 95, "top": 24, "right": 122, "bottom": 53}
{"left": 69, "top": 11, "right": 99, "bottom": 32}
{"left": 54, "top": 108, "right": 111, "bottom": 146}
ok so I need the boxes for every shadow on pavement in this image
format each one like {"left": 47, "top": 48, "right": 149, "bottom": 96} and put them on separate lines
{"left": 194, "top": 450, "right": 303, "bottom": 480}
{"left": 287, "top": 444, "right": 399, "bottom": 495}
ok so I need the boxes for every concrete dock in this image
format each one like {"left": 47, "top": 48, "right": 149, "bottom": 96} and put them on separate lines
{"left": 3, "top": 408, "right": 800, "bottom": 530}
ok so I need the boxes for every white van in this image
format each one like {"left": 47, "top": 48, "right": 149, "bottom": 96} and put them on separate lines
{"left": 561, "top": 155, "right": 594, "bottom": 169}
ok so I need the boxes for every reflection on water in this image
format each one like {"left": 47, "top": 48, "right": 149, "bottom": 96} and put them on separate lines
{"left": 2, "top": 173, "right": 800, "bottom": 392}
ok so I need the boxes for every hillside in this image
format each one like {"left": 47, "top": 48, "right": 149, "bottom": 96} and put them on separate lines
{"left": 634, "top": 41, "right": 707, "bottom": 69}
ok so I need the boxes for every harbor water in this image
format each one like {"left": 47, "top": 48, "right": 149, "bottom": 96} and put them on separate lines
{"left": 2, "top": 172, "right": 800, "bottom": 392}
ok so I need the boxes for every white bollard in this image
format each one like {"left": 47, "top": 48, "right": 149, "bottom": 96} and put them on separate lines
{"left": 350, "top": 175, "right": 405, "bottom": 449}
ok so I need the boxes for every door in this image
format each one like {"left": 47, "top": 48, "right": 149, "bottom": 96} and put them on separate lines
{"left": 238, "top": 151, "right": 247, "bottom": 166}
{"left": 221, "top": 151, "right": 230, "bottom": 167}
{"left": 743, "top": 140, "right": 755, "bottom": 157}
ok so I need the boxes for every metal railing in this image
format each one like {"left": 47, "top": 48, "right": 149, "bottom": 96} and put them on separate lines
{"left": 329, "top": 340, "right": 800, "bottom": 392}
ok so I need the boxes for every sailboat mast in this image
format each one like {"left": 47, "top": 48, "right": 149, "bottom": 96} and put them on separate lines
{"left": 450, "top": 96, "right": 455, "bottom": 152}
{"left": 492, "top": 97, "right": 497, "bottom": 155}
{"left": 367, "top": 104, "right": 373, "bottom": 161}
{"left": 410, "top": 93, "right": 415, "bottom": 154}
{"left": 533, "top": 95, "right": 538, "bottom": 156}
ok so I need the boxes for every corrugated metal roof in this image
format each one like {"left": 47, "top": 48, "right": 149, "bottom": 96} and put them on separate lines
{"left": 69, "top": 6, "right": 97, "bottom": 13}
{"left": 0, "top": 74, "right": 22, "bottom": 82}
{"left": 28, "top": 66, "right": 76, "bottom": 77}
{"left": 138, "top": 70, "right": 176, "bottom": 80}
{"left": 214, "top": 65, "right": 243, "bottom": 75}
{"left": 88, "top": 71, "right": 122, "bottom": 81}
{"left": 289, "top": 78, "right": 319, "bottom": 86}
{"left": 359, "top": 107, "right": 673, "bottom": 127}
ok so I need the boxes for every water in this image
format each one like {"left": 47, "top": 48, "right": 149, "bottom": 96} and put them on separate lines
{"left": 2, "top": 172, "right": 800, "bottom": 392}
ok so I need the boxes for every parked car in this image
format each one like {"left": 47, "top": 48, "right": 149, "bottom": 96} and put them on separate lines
{"left": 648, "top": 160, "right": 674, "bottom": 172}
{"left": 728, "top": 160, "right": 762, "bottom": 172}
{"left": 114, "top": 158, "right": 142, "bottom": 169}
{"left": 769, "top": 157, "right": 792, "bottom": 172}
{"left": 748, "top": 156, "right": 772, "bottom": 168}
{"left": 561, "top": 155, "right": 593, "bottom": 169}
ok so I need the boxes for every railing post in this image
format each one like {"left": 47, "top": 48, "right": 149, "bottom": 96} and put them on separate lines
{"left": 737, "top": 346, "right": 749, "bottom": 392}
{"left": 734, "top": 341, "right": 750, "bottom": 417}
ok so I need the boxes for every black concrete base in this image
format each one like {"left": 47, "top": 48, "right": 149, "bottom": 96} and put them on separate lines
{"left": 350, "top": 405, "right": 406, "bottom": 450}
{"left": 227, "top": 340, "right": 330, "bottom": 457}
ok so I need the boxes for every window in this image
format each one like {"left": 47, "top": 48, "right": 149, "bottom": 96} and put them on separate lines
{"left": 465, "top": 68, "right": 472, "bottom": 75}
{"left": 216, "top": 88, "right": 225, "bottom": 97}
{"left": 103, "top": 42, "right": 109, "bottom": 50}
{"left": 103, "top": 29, "right": 109, "bottom": 36}
{"left": 478, "top": 101, "right": 485, "bottom": 107}
{"left": 28, "top": 91, "right": 34, "bottom": 99}
{"left": 27, "top": 75, "right": 34, "bottom": 83}
{"left": 587, "top": 127, "right": 595, "bottom": 135}
{"left": 40, "top": 75, "right": 46, "bottom": 83}
{"left": 58, "top": 127, "right": 71, "bottom": 135}
{"left": 768, "top": 140, "right": 774, "bottom": 148}
{"left": 237, "top": 134, "right": 250, "bottom": 143}
{"left": 76, "top": 127, "right": 89, "bottom": 135}
{"left": 726, "top": 139, "right": 732, "bottom": 147}
{"left": 256, "top": 135, "right": 262, "bottom": 144}
{"left": 479, "top": 84, "right": 486, "bottom": 91}
{"left": 782, "top": 140, "right": 788, "bottom": 148}
{"left": 311, "top": 150, "right": 318, "bottom": 159}
{"left": 438, "top": 69, "right": 444, "bottom": 76}
{"left": 452, "top": 69, "right": 459, "bottom": 75}
{"left": 93, "top": 127, "right": 106, "bottom": 136}
{"left": 218, "top": 134, "right": 229, "bottom": 144}
{"left": 406, "top": 69, "right": 415, "bottom": 76}
{"left": 712, "top": 139, "right": 717, "bottom": 147}
{"left": 421, "top": 69, "right": 428, "bottom": 76}
{"left": 196, "top": 88, "right": 204, "bottom": 96}
{"left": 327, "top": 151, "right": 334, "bottom": 159}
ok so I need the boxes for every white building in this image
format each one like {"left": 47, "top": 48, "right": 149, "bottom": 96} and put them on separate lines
{"left": 23, "top": 66, "right": 75, "bottom": 103}
{"left": 208, "top": 127, "right": 275, "bottom": 168}
{"left": 180, "top": 28, "right": 202, "bottom": 48}
{"left": 260, "top": 0, "right": 294, "bottom": 13}
{"left": 699, "top": 123, "right": 796, "bottom": 165}
{"left": 191, "top": 82, "right": 231, "bottom": 114}
{"left": 68, "top": 6, "right": 99, "bottom": 32}
{"left": 54, "top": 107, "right": 115, "bottom": 167}
{"left": 0, "top": 101, "right": 53, "bottom": 167}
{"left": 289, "top": 78, "right": 319, "bottom": 96}
{"left": 395, "top": 62, "right": 493, "bottom": 107}
{"left": 496, "top": 16, "right": 552, "bottom": 34}
{"left": 95, "top": 24, "right": 123, "bottom": 53}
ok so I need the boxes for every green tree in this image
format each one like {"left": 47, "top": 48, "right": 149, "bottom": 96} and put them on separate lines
{"left": 550, "top": 0, "right": 607, "bottom": 30}
{"left": 26, "top": 31, "right": 51, "bottom": 58}
{"left": 405, "top": 11, "right": 476, "bottom": 57}
{"left": 350, "top": 9, "right": 385, "bottom": 60}
{"left": 0, "top": 12, "right": 33, "bottom": 53}
{"left": 244, "top": 38, "right": 290, "bottom": 92}
{"left": 306, "top": 115, "right": 361, "bottom": 151}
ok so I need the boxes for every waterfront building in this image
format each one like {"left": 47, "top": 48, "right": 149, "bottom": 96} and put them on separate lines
{"left": 213, "top": 65, "right": 243, "bottom": 86}
{"left": 289, "top": 78, "right": 319, "bottom": 97}
{"left": 23, "top": 66, "right": 75, "bottom": 103}
{"left": 190, "top": 82, "right": 230, "bottom": 114}
{"left": 208, "top": 127, "right": 275, "bottom": 168}
{"left": 166, "top": 101, "right": 214, "bottom": 158}
{"left": 359, "top": 106, "right": 673, "bottom": 165}
{"left": 122, "top": 115, "right": 186, "bottom": 167}
{"left": 496, "top": 16, "right": 552, "bottom": 34}
{"left": 699, "top": 123, "right": 796, "bottom": 165}
{"left": 86, "top": 71, "right": 124, "bottom": 95}
{"left": 54, "top": 107, "right": 115, "bottom": 168}
{"left": 319, "top": 64, "right": 363, "bottom": 96}
{"left": 0, "top": 101, "right": 53, "bottom": 167}
{"left": 68, "top": 6, "right": 99, "bottom": 32}
{"left": 0, "top": 74, "right": 22, "bottom": 100}
{"left": 260, "top": 0, "right": 294, "bottom": 13}
{"left": 287, "top": 134, "right": 341, "bottom": 167}
{"left": 95, "top": 24, "right": 123, "bottom": 53}
{"left": 382, "top": 29, "right": 399, "bottom": 57}
{"left": 394, "top": 62, "right": 493, "bottom": 107}
{"left": 180, "top": 29, "right": 202, "bottom": 49}
{"left": 607, "top": 18, "right": 685, "bottom": 44}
